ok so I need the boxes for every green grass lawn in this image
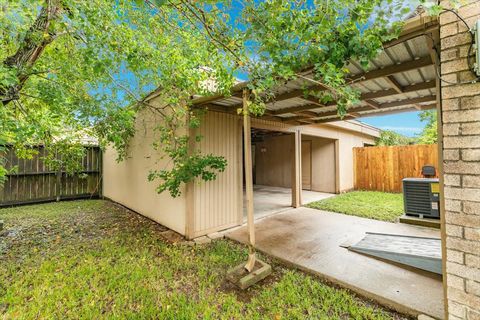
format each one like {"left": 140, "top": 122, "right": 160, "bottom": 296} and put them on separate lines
{"left": 0, "top": 200, "right": 408, "bottom": 319}
{"left": 306, "top": 191, "right": 404, "bottom": 222}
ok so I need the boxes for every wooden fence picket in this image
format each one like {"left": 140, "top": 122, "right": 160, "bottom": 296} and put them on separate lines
{"left": 0, "top": 146, "right": 102, "bottom": 206}
{"left": 353, "top": 144, "right": 438, "bottom": 193}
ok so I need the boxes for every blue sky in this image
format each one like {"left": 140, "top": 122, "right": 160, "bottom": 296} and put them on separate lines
{"left": 359, "top": 111, "right": 424, "bottom": 137}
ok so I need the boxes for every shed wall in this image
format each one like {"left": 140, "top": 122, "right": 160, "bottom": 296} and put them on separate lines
{"left": 291, "top": 125, "right": 375, "bottom": 192}
{"left": 254, "top": 134, "right": 337, "bottom": 193}
{"left": 103, "top": 106, "right": 377, "bottom": 237}
{"left": 304, "top": 136, "right": 336, "bottom": 193}
{"left": 255, "top": 134, "right": 293, "bottom": 188}
{"left": 191, "top": 111, "right": 243, "bottom": 237}
{"left": 248, "top": 118, "right": 377, "bottom": 192}
{"left": 103, "top": 107, "right": 186, "bottom": 235}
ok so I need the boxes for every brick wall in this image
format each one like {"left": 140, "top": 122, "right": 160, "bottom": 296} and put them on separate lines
{"left": 440, "top": 1, "right": 480, "bottom": 319}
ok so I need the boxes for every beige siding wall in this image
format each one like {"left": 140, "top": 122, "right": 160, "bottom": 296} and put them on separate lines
{"left": 303, "top": 135, "right": 336, "bottom": 193}
{"left": 102, "top": 102, "right": 377, "bottom": 237}
{"left": 255, "top": 134, "right": 337, "bottom": 193}
{"left": 191, "top": 111, "right": 242, "bottom": 237}
{"left": 103, "top": 107, "right": 186, "bottom": 235}
{"left": 291, "top": 124, "right": 375, "bottom": 192}
{"left": 255, "top": 134, "right": 293, "bottom": 188}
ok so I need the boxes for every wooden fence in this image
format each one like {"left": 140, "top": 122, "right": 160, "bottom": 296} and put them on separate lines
{"left": 353, "top": 144, "right": 438, "bottom": 193}
{"left": 0, "top": 146, "right": 101, "bottom": 207}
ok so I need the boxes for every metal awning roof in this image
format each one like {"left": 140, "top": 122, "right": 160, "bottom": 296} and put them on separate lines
{"left": 191, "top": 14, "right": 440, "bottom": 125}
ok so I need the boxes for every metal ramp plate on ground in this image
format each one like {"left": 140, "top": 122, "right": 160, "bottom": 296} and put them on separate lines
{"left": 349, "top": 232, "right": 442, "bottom": 275}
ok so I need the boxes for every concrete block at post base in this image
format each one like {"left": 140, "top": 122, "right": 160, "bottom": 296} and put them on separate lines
{"left": 226, "top": 259, "right": 272, "bottom": 290}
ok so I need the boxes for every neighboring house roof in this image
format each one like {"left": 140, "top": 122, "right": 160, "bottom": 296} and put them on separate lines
{"left": 325, "top": 120, "right": 381, "bottom": 138}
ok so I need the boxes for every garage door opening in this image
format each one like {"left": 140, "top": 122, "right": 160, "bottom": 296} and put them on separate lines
{"left": 243, "top": 128, "right": 335, "bottom": 220}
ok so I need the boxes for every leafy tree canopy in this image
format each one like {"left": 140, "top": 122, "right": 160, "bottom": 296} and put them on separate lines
{"left": 0, "top": 0, "right": 451, "bottom": 196}
{"left": 375, "top": 130, "right": 415, "bottom": 146}
{"left": 417, "top": 109, "right": 437, "bottom": 144}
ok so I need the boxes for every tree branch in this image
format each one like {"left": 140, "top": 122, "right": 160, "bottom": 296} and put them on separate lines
{"left": 1, "top": 0, "right": 62, "bottom": 105}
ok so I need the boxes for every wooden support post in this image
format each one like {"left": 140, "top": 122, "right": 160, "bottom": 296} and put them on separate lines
{"left": 428, "top": 29, "right": 448, "bottom": 320}
{"left": 243, "top": 89, "right": 256, "bottom": 272}
{"left": 291, "top": 130, "right": 301, "bottom": 208}
{"left": 335, "top": 140, "right": 340, "bottom": 194}
{"left": 298, "top": 130, "right": 302, "bottom": 206}
{"left": 185, "top": 112, "right": 196, "bottom": 240}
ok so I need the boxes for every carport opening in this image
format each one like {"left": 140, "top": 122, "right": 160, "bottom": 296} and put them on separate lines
{"left": 243, "top": 128, "right": 335, "bottom": 220}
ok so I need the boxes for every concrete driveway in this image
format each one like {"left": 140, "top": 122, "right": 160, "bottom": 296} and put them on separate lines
{"left": 228, "top": 207, "right": 444, "bottom": 319}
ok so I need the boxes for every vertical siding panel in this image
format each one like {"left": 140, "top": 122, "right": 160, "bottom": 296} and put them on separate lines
{"left": 193, "top": 111, "right": 241, "bottom": 236}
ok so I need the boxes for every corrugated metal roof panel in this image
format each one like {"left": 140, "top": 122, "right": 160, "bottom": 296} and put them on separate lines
{"left": 193, "top": 32, "right": 439, "bottom": 124}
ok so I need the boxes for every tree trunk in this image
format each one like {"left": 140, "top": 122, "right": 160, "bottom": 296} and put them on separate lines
{"left": 1, "top": 0, "right": 60, "bottom": 105}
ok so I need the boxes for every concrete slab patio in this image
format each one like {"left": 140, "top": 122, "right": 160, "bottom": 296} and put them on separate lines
{"left": 228, "top": 207, "right": 444, "bottom": 319}
{"left": 244, "top": 185, "right": 334, "bottom": 219}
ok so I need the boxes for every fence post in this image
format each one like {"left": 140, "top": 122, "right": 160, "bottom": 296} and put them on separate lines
{"left": 55, "top": 169, "right": 62, "bottom": 202}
